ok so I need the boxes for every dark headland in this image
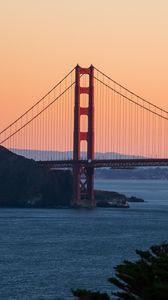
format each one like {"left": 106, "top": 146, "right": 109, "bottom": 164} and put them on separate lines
{"left": 0, "top": 146, "right": 143, "bottom": 208}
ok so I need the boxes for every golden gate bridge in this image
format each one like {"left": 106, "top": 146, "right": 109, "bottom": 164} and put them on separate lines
{"left": 1, "top": 65, "right": 168, "bottom": 207}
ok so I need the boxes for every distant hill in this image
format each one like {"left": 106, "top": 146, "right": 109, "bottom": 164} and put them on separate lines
{"left": 95, "top": 167, "right": 168, "bottom": 180}
{"left": 10, "top": 149, "right": 143, "bottom": 161}
{"left": 0, "top": 146, "right": 73, "bottom": 207}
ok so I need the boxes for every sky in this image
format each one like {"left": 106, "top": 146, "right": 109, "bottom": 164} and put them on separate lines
{"left": 0, "top": 0, "right": 168, "bottom": 130}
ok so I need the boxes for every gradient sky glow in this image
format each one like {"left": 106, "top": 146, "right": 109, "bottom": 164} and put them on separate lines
{"left": 0, "top": 0, "right": 168, "bottom": 130}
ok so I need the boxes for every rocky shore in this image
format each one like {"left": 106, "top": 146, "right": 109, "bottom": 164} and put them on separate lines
{"left": 95, "top": 190, "right": 144, "bottom": 208}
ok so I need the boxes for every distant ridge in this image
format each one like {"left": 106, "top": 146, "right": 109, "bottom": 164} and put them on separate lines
{"left": 10, "top": 148, "right": 144, "bottom": 161}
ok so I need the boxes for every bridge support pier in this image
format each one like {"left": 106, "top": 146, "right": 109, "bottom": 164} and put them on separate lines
{"left": 73, "top": 65, "right": 95, "bottom": 208}
{"left": 73, "top": 164, "right": 95, "bottom": 207}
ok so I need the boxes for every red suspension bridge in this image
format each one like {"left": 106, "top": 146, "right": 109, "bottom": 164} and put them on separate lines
{"left": 1, "top": 65, "right": 168, "bottom": 207}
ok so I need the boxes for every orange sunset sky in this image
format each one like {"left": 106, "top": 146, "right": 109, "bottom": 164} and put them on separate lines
{"left": 0, "top": 0, "right": 168, "bottom": 131}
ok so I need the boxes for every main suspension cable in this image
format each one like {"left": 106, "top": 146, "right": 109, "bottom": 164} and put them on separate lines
{"left": 94, "top": 77, "right": 168, "bottom": 121}
{"left": 0, "top": 67, "right": 75, "bottom": 135}
{"left": 95, "top": 66, "right": 168, "bottom": 115}
{"left": 0, "top": 82, "right": 75, "bottom": 144}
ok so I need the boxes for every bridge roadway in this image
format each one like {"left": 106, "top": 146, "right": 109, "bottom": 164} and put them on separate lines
{"left": 38, "top": 158, "right": 168, "bottom": 169}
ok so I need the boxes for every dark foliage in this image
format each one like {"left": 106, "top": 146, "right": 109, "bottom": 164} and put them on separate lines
{"left": 72, "top": 243, "right": 168, "bottom": 300}
{"left": 109, "top": 243, "right": 168, "bottom": 300}
{"left": 72, "top": 289, "right": 110, "bottom": 300}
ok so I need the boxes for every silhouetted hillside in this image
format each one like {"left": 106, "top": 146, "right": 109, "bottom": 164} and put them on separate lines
{"left": 0, "top": 146, "right": 73, "bottom": 207}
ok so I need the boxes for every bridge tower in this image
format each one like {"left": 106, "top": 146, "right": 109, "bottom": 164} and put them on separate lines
{"left": 73, "top": 65, "right": 95, "bottom": 207}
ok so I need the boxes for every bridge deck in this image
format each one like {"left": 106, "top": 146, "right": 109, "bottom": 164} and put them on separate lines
{"left": 38, "top": 159, "right": 168, "bottom": 169}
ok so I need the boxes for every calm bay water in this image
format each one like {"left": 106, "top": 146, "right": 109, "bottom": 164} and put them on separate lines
{"left": 0, "top": 180, "right": 168, "bottom": 299}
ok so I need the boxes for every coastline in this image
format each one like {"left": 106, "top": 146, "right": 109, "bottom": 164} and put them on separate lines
{"left": 0, "top": 189, "right": 144, "bottom": 209}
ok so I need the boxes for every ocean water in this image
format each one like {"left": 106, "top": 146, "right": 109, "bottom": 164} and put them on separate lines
{"left": 0, "top": 180, "right": 168, "bottom": 299}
